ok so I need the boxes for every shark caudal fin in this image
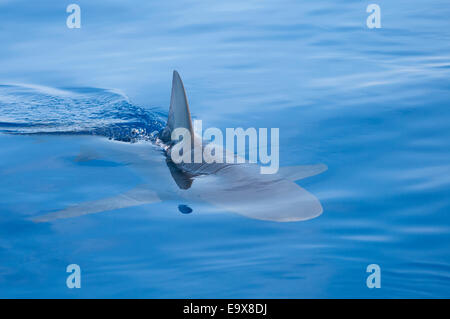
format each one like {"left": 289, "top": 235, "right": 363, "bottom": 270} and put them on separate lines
{"left": 160, "top": 71, "right": 194, "bottom": 143}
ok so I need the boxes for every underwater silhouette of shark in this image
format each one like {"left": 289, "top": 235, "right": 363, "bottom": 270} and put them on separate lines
{"left": 29, "top": 71, "right": 327, "bottom": 222}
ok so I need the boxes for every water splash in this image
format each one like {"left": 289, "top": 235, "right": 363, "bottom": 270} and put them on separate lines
{"left": 0, "top": 84, "right": 166, "bottom": 142}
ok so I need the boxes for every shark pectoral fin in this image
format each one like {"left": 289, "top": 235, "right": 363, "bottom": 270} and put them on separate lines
{"left": 278, "top": 164, "right": 328, "bottom": 181}
{"left": 32, "top": 184, "right": 160, "bottom": 223}
{"left": 165, "top": 157, "right": 194, "bottom": 190}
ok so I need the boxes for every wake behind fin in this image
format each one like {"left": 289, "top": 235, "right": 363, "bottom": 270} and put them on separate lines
{"left": 160, "top": 71, "right": 194, "bottom": 143}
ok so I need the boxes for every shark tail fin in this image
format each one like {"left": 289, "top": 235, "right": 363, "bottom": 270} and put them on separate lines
{"left": 160, "top": 70, "right": 194, "bottom": 143}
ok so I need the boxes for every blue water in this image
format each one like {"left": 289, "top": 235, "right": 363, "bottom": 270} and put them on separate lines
{"left": 1, "top": 0, "right": 450, "bottom": 298}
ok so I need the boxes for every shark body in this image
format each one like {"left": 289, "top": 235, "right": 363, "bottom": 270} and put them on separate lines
{"left": 33, "top": 71, "right": 327, "bottom": 223}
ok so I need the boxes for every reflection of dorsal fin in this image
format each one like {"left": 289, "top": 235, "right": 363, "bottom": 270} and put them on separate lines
{"left": 160, "top": 71, "right": 194, "bottom": 142}
{"left": 278, "top": 164, "right": 327, "bottom": 181}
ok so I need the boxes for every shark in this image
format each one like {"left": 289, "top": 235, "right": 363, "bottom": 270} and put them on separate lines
{"left": 33, "top": 71, "right": 327, "bottom": 223}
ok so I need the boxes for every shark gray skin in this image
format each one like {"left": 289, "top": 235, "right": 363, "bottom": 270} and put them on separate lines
{"left": 33, "top": 71, "right": 327, "bottom": 223}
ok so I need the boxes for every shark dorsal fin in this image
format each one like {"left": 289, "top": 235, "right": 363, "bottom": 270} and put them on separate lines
{"left": 161, "top": 71, "right": 194, "bottom": 143}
